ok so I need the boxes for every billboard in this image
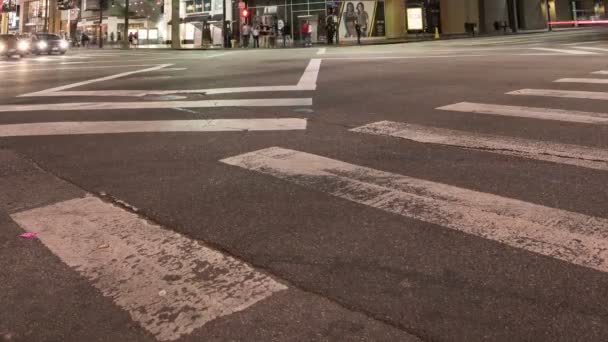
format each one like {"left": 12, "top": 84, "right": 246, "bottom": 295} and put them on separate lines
{"left": 331, "top": 0, "right": 385, "bottom": 39}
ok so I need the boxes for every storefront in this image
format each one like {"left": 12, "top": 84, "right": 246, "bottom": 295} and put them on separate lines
{"left": 1, "top": 0, "right": 20, "bottom": 33}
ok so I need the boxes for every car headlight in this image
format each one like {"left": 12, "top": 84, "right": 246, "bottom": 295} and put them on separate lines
{"left": 18, "top": 41, "right": 30, "bottom": 51}
{"left": 38, "top": 41, "right": 47, "bottom": 49}
{"left": 59, "top": 40, "right": 69, "bottom": 49}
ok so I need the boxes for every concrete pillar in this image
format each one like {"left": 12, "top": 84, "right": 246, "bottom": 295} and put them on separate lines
{"left": 440, "top": 0, "right": 479, "bottom": 34}
{"left": 518, "top": 0, "right": 545, "bottom": 29}
{"left": 385, "top": 0, "right": 405, "bottom": 38}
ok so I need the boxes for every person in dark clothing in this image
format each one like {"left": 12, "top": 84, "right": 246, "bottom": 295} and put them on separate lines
{"left": 355, "top": 20, "right": 362, "bottom": 45}
{"left": 282, "top": 22, "right": 291, "bottom": 47}
{"left": 326, "top": 15, "right": 335, "bottom": 45}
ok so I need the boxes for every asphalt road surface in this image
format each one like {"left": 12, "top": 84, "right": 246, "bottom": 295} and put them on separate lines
{"left": 2, "top": 29, "right": 608, "bottom": 342}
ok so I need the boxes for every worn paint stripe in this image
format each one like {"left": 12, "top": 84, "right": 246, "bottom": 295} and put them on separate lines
{"left": 555, "top": 78, "right": 608, "bottom": 84}
{"left": 0, "top": 119, "right": 307, "bottom": 137}
{"left": 0, "top": 98, "right": 312, "bottom": 112}
{"left": 508, "top": 89, "right": 608, "bottom": 101}
{"left": 351, "top": 121, "right": 608, "bottom": 171}
{"left": 19, "top": 64, "right": 172, "bottom": 97}
{"left": 530, "top": 47, "right": 598, "bottom": 55}
{"left": 296, "top": 58, "right": 321, "bottom": 89}
{"left": 11, "top": 196, "right": 287, "bottom": 341}
{"left": 573, "top": 46, "right": 608, "bottom": 52}
{"left": 591, "top": 70, "right": 608, "bottom": 75}
{"left": 221, "top": 147, "right": 608, "bottom": 273}
{"left": 436, "top": 102, "right": 608, "bottom": 124}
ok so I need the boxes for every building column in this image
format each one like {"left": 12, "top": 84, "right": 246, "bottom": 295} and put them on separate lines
{"left": 385, "top": 0, "right": 406, "bottom": 38}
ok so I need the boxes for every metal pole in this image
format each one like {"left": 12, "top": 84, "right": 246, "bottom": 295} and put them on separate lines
{"left": 44, "top": 0, "right": 49, "bottom": 31}
{"left": 222, "top": 0, "right": 227, "bottom": 47}
{"left": 98, "top": 0, "right": 103, "bottom": 47}
{"left": 170, "top": 0, "right": 180, "bottom": 48}
{"left": 546, "top": 0, "right": 552, "bottom": 31}
{"left": 123, "top": 0, "right": 129, "bottom": 47}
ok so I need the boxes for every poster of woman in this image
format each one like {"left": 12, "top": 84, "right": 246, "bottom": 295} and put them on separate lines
{"left": 337, "top": 0, "right": 384, "bottom": 40}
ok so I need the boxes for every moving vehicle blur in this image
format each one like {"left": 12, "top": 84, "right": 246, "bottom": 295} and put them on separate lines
{"left": 0, "top": 34, "right": 30, "bottom": 58}
{"left": 29, "top": 33, "right": 69, "bottom": 55}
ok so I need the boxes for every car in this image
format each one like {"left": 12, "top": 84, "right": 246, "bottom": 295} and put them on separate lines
{"left": 30, "top": 33, "right": 69, "bottom": 55}
{"left": 0, "top": 34, "right": 30, "bottom": 58}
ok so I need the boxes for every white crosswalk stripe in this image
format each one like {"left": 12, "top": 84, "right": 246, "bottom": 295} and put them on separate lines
{"left": 0, "top": 119, "right": 308, "bottom": 137}
{"left": 436, "top": 102, "right": 608, "bottom": 124}
{"left": 591, "top": 70, "right": 608, "bottom": 75}
{"left": 555, "top": 78, "right": 608, "bottom": 84}
{"left": 508, "top": 89, "right": 608, "bottom": 100}
{"left": 221, "top": 147, "right": 608, "bottom": 274}
{"left": 11, "top": 195, "right": 287, "bottom": 341}
{"left": 0, "top": 98, "right": 313, "bottom": 112}
{"left": 530, "top": 47, "right": 598, "bottom": 55}
{"left": 351, "top": 121, "right": 608, "bottom": 171}
{"left": 573, "top": 46, "right": 608, "bottom": 52}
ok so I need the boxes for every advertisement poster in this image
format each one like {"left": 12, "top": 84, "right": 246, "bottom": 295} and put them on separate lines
{"left": 407, "top": 7, "right": 423, "bottom": 31}
{"left": 331, "top": 0, "right": 384, "bottom": 39}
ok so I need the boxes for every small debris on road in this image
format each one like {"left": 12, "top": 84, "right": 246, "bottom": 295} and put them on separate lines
{"left": 19, "top": 232, "right": 37, "bottom": 239}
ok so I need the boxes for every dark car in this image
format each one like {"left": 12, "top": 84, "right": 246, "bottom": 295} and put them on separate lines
{"left": 0, "top": 34, "right": 30, "bottom": 58}
{"left": 30, "top": 33, "right": 69, "bottom": 55}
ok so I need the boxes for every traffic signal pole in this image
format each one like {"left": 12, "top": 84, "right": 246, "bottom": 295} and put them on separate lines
{"left": 546, "top": 0, "right": 552, "bottom": 31}
{"left": 171, "top": 0, "right": 180, "bottom": 48}
{"left": 123, "top": 0, "right": 129, "bottom": 48}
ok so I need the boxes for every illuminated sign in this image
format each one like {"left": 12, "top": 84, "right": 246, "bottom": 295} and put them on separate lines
{"left": 407, "top": 7, "right": 423, "bottom": 31}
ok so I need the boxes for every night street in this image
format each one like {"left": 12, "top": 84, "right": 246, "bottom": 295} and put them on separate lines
{"left": 2, "top": 28, "right": 608, "bottom": 341}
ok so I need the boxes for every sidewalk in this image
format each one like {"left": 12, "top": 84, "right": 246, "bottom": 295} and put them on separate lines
{"left": 75, "top": 26, "right": 606, "bottom": 51}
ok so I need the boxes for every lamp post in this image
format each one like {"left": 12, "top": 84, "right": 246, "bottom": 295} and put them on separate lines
{"left": 546, "top": 0, "right": 552, "bottom": 31}
{"left": 123, "top": 0, "right": 129, "bottom": 47}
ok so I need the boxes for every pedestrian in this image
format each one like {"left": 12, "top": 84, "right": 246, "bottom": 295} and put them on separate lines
{"left": 307, "top": 21, "right": 313, "bottom": 47}
{"left": 252, "top": 25, "right": 260, "bottom": 48}
{"left": 128, "top": 32, "right": 134, "bottom": 47}
{"left": 326, "top": 15, "right": 335, "bottom": 45}
{"left": 301, "top": 20, "right": 309, "bottom": 47}
{"left": 282, "top": 21, "right": 291, "bottom": 47}
{"left": 81, "top": 33, "right": 90, "bottom": 48}
{"left": 134, "top": 31, "right": 139, "bottom": 47}
{"left": 269, "top": 24, "right": 276, "bottom": 48}
{"left": 241, "top": 23, "right": 250, "bottom": 48}
{"left": 355, "top": 20, "right": 362, "bottom": 45}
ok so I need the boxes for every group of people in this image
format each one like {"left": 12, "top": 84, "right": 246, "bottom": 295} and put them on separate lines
{"left": 241, "top": 22, "right": 291, "bottom": 48}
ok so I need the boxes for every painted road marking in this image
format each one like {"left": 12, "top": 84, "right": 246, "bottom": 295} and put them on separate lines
{"left": 316, "top": 48, "right": 327, "bottom": 55}
{"left": 0, "top": 98, "right": 312, "bottom": 112}
{"left": 11, "top": 196, "right": 286, "bottom": 341}
{"left": 19, "top": 64, "right": 173, "bottom": 97}
{"left": 436, "top": 102, "right": 608, "bottom": 124}
{"left": 530, "top": 47, "right": 598, "bottom": 55}
{"left": 322, "top": 54, "right": 488, "bottom": 60}
{"left": 592, "top": 70, "right": 608, "bottom": 75}
{"left": 573, "top": 46, "right": 608, "bottom": 52}
{"left": 0, "top": 119, "right": 307, "bottom": 137}
{"left": 21, "top": 59, "right": 321, "bottom": 97}
{"left": 0, "top": 64, "right": 161, "bottom": 73}
{"left": 555, "top": 78, "right": 608, "bottom": 84}
{"left": 351, "top": 121, "right": 608, "bottom": 171}
{"left": 222, "top": 147, "right": 608, "bottom": 273}
{"left": 508, "top": 89, "right": 608, "bottom": 101}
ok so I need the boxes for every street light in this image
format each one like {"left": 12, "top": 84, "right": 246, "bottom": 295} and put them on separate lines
{"left": 546, "top": 0, "right": 552, "bottom": 31}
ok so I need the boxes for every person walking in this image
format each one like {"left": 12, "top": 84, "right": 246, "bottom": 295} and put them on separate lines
{"left": 355, "top": 20, "right": 362, "bottom": 45}
{"left": 282, "top": 21, "right": 291, "bottom": 47}
{"left": 241, "top": 23, "right": 250, "bottom": 48}
{"left": 301, "top": 20, "right": 309, "bottom": 47}
{"left": 252, "top": 25, "right": 260, "bottom": 48}
{"left": 128, "top": 32, "right": 134, "bottom": 47}
{"left": 326, "top": 15, "right": 335, "bottom": 45}
{"left": 307, "top": 21, "right": 313, "bottom": 47}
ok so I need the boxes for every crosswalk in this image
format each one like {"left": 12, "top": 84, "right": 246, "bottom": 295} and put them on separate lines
{"left": 4, "top": 50, "right": 608, "bottom": 340}
{"left": 221, "top": 64, "right": 608, "bottom": 276}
